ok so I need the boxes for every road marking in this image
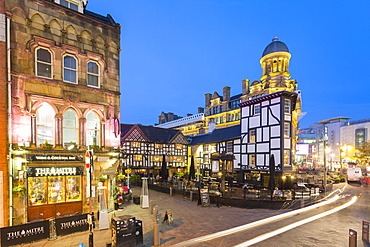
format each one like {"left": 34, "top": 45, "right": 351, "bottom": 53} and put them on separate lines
{"left": 234, "top": 196, "right": 357, "bottom": 247}
{"left": 171, "top": 195, "right": 341, "bottom": 247}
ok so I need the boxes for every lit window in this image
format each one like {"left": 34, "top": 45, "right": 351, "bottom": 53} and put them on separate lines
{"left": 176, "top": 144, "right": 183, "bottom": 150}
{"left": 284, "top": 99, "right": 291, "bottom": 114}
{"left": 284, "top": 122, "right": 290, "bottom": 137}
{"left": 155, "top": 143, "right": 163, "bottom": 149}
{"left": 63, "top": 55, "right": 77, "bottom": 83}
{"left": 86, "top": 111, "right": 100, "bottom": 146}
{"left": 63, "top": 109, "right": 78, "bottom": 146}
{"left": 254, "top": 104, "right": 261, "bottom": 115}
{"left": 87, "top": 61, "right": 99, "bottom": 87}
{"left": 36, "top": 48, "right": 52, "bottom": 78}
{"left": 250, "top": 129, "right": 256, "bottom": 143}
{"left": 133, "top": 155, "right": 142, "bottom": 161}
{"left": 284, "top": 150, "right": 290, "bottom": 165}
{"left": 131, "top": 142, "right": 141, "bottom": 148}
{"left": 36, "top": 104, "right": 55, "bottom": 146}
{"left": 249, "top": 154, "right": 256, "bottom": 167}
{"left": 60, "top": 0, "right": 79, "bottom": 11}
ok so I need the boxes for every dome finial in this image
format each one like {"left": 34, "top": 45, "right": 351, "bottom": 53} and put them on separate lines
{"left": 272, "top": 37, "right": 279, "bottom": 41}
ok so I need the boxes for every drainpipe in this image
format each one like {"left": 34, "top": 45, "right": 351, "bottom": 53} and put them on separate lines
{"left": 7, "top": 15, "right": 13, "bottom": 226}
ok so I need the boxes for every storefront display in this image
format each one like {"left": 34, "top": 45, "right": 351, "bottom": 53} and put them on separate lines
{"left": 26, "top": 166, "right": 84, "bottom": 221}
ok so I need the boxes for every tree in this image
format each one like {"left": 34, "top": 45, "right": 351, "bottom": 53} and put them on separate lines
{"left": 357, "top": 141, "right": 370, "bottom": 164}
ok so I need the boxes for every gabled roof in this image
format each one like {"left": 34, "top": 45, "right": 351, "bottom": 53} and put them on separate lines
{"left": 239, "top": 91, "right": 297, "bottom": 107}
{"left": 190, "top": 125, "right": 241, "bottom": 145}
{"left": 121, "top": 124, "right": 189, "bottom": 144}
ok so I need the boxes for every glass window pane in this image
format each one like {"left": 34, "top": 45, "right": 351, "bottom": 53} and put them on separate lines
{"left": 60, "top": 0, "right": 69, "bottom": 7}
{"left": 86, "top": 111, "right": 100, "bottom": 146}
{"left": 37, "top": 48, "right": 51, "bottom": 63}
{"left": 28, "top": 177, "right": 47, "bottom": 206}
{"left": 64, "top": 69, "right": 76, "bottom": 83}
{"left": 63, "top": 109, "right": 78, "bottom": 145}
{"left": 37, "top": 63, "right": 51, "bottom": 78}
{"left": 70, "top": 3, "right": 79, "bottom": 11}
{"left": 64, "top": 56, "right": 76, "bottom": 69}
{"left": 48, "top": 176, "right": 65, "bottom": 204}
{"left": 36, "top": 104, "right": 55, "bottom": 145}
{"left": 66, "top": 176, "right": 81, "bottom": 201}
{"left": 88, "top": 62, "right": 99, "bottom": 74}
{"left": 87, "top": 74, "right": 98, "bottom": 87}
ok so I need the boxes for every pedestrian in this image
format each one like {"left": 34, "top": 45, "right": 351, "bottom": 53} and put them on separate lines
{"left": 273, "top": 187, "right": 281, "bottom": 200}
{"left": 243, "top": 184, "right": 248, "bottom": 199}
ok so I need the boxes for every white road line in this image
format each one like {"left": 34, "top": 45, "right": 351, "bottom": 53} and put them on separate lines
{"left": 234, "top": 196, "right": 357, "bottom": 247}
{"left": 171, "top": 195, "right": 341, "bottom": 246}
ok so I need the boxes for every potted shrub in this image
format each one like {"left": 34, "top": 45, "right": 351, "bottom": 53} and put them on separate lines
{"left": 13, "top": 185, "right": 26, "bottom": 197}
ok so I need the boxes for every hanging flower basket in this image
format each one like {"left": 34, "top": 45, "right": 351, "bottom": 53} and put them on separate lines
{"left": 117, "top": 173, "right": 126, "bottom": 181}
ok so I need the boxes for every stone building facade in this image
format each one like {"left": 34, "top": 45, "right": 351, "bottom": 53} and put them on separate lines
{"left": 2, "top": 0, "right": 120, "bottom": 226}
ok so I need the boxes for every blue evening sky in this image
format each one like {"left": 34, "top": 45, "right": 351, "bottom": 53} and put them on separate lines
{"left": 87, "top": 0, "right": 370, "bottom": 129}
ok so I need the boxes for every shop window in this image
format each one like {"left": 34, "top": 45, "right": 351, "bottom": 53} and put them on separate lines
{"left": 63, "top": 55, "right": 77, "bottom": 83}
{"left": 63, "top": 109, "right": 78, "bottom": 146}
{"left": 48, "top": 176, "right": 65, "bottom": 204}
{"left": 86, "top": 111, "right": 100, "bottom": 146}
{"left": 66, "top": 176, "right": 82, "bottom": 201}
{"left": 28, "top": 177, "right": 47, "bottom": 205}
{"left": 87, "top": 61, "right": 99, "bottom": 87}
{"left": 36, "top": 47, "right": 52, "bottom": 78}
{"left": 36, "top": 104, "right": 55, "bottom": 146}
{"left": 28, "top": 177, "right": 82, "bottom": 204}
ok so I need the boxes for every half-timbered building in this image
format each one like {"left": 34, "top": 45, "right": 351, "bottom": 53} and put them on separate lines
{"left": 120, "top": 124, "right": 189, "bottom": 177}
{"left": 239, "top": 91, "right": 298, "bottom": 187}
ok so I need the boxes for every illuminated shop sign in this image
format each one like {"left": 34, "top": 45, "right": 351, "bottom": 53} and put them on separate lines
{"left": 27, "top": 166, "right": 84, "bottom": 177}
{"left": 26, "top": 154, "right": 83, "bottom": 162}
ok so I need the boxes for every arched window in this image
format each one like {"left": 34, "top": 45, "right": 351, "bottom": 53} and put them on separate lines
{"left": 36, "top": 48, "right": 52, "bottom": 78}
{"left": 87, "top": 61, "right": 99, "bottom": 87}
{"left": 36, "top": 104, "right": 55, "bottom": 146}
{"left": 86, "top": 111, "right": 100, "bottom": 146}
{"left": 63, "top": 109, "right": 78, "bottom": 146}
{"left": 63, "top": 55, "right": 77, "bottom": 83}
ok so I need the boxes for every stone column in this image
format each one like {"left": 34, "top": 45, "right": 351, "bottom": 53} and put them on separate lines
{"left": 79, "top": 118, "right": 87, "bottom": 150}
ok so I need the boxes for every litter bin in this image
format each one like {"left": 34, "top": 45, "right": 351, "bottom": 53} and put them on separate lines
{"left": 133, "top": 195, "right": 140, "bottom": 205}
{"left": 111, "top": 215, "right": 136, "bottom": 247}
{"left": 135, "top": 220, "right": 143, "bottom": 244}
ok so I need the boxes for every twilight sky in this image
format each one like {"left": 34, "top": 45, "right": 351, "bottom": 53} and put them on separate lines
{"left": 87, "top": 0, "right": 370, "bottom": 129}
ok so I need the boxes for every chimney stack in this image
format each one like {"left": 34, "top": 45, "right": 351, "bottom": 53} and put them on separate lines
{"left": 223, "top": 86, "right": 230, "bottom": 102}
{"left": 205, "top": 93, "right": 211, "bottom": 107}
{"left": 242, "top": 79, "right": 250, "bottom": 95}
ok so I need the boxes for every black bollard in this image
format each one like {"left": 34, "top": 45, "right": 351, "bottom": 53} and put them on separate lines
{"left": 89, "top": 231, "right": 94, "bottom": 247}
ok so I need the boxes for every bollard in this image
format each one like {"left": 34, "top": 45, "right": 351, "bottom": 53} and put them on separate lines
{"left": 349, "top": 229, "right": 357, "bottom": 247}
{"left": 153, "top": 224, "right": 160, "bottom": 246}
{"left": 190, "top": 191, "right": 193, "bottom": 201}
{"left": 170, "top": 187, "right": 172, "bottom": 196}
{"left": 155, "top": 213, "right": 160, "bottom": 224}
{"left": 149, "top": 200, "right": 153, "bottom": 214}
{"left": 363, "top": 221, "right": 369, "bottom": 243}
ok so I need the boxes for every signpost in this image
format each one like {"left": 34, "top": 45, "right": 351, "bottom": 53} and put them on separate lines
{"left": 363, "top": 221, "right": 369, "bottom": 243}
{"left": 85, "top": 150, "right": 94, "bottom": 247}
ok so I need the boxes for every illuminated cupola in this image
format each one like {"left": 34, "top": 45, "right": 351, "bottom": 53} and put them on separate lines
{"left": 259, "top": 37, "right": 297, "bottom": 93}
{"left": 54, "top": 0, "right": 87, "bottom": 13}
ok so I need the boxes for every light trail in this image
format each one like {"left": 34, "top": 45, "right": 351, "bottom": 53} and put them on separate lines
{"left": 234, "top": 196, "right": 357, "bottom": 247}
{"left": 171, "top": 195, "right": 341, "bottom": 246}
